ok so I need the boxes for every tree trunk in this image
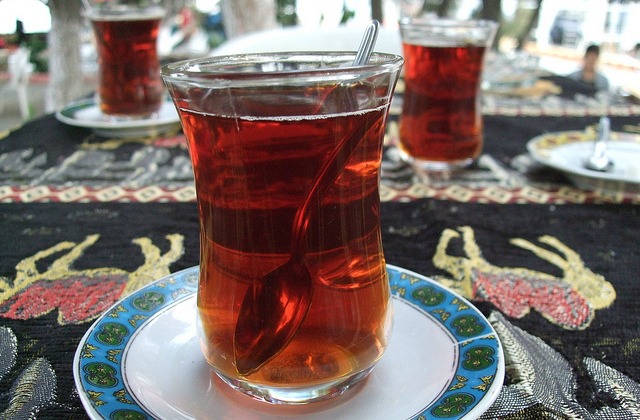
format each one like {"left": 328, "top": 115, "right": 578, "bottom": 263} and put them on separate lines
{"left": 220, "top": 0, "right": 278, "bottom": 39}
{"left": 46, "top": 0, "right": 85, "bottom": 112}
{"left": 437, "top": 0, "right": 454, "bottom": 17}
{"left": 371, "top": 0, "right": 383, "bottom": 22}
{"left": 480, "top": 0, "right": 502, "bottom": 22}
{"left": 421, "top": 0, "right": 456, "bottom": 17}
{"left": 516, "top": 0, "right": 543, "bottom": 50}
{"left": 481, "top": 0, "right": 502, "bottom": 49}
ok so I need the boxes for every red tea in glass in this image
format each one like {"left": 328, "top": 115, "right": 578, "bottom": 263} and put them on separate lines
{"left": 89, "top": 6, "right": 165, "bottom": 117}
{"left": 399, "top": 19, "right": 497, "bottom": 170}
{"left": 162, "top": 53, "right": 403, "bottom": 404}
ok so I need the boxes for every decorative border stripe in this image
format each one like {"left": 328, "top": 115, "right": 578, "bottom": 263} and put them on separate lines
{"left": 380, "top": 184, "right": 640, "bottom": 204}
{"left": 0, "top": 186, "right": 196, "bottom": 203}
{"left": 1, "top": 185, "right": 638, "bottom": 204}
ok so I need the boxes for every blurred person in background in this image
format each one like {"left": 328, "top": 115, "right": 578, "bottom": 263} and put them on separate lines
{"left": 568, "top": 44, "right": 610, "bottom": 91}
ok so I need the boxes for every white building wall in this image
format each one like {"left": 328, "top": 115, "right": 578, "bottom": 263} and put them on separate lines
{"left": 536, "top": 0, "right": 638, "bottom": 53}
{"left": 605, "top": 2, "right": 640, "bottom": 52}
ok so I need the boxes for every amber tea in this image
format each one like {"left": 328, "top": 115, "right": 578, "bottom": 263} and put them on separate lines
{"left": 193, "top": 107, "right": 391, "bottom": 385}
{"left": 89, "top": 7, "right": 164, "bottom": 117}
{"left": 400, "top": 44, "right": 486, "bottom": 164}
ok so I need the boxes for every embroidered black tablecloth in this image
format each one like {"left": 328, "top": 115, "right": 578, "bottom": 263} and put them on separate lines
{"left": 0, "top": 200, "right": 638, "bottom": 418}
{"left": 1, "top": 91, "right": 639, "bottom": 418}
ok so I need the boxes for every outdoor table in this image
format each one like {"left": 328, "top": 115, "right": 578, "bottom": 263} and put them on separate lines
{"left": 1, "top": 80, "right": 639, "bottom": 419}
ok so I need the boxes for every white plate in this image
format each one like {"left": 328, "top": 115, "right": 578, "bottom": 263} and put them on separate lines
{"left": 55, "top": 98, "right": 180, "bottom": 138}
{"left": 527, "top": 130, "right": 640, "bottom": 192}
{"left": 74, "top": 265, "right": 504, "bottom": 419}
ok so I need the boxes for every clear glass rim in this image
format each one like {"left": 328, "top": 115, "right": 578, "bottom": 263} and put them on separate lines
{"left": 399, "top": 17, "right": 498, "bottom": 30}
{"left": 161, "top": 52, "right": 404, "bottom": 84}
{"left": 83, "top": 5, "right": 166, "bottom": 20}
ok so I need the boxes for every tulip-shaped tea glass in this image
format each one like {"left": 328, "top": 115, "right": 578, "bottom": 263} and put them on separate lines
{"left": 398, "top": 18, "right": 497, "bottom": 171}
{"left": 85, "top": 0, "right": 165, "bottom": 118}
{"left": 162, "top": 52, "right": 403, "bottom": 404}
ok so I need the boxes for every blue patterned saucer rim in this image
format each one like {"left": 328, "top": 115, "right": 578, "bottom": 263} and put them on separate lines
{"left": 73, "top": 264, "right": 504, "bottom": 420}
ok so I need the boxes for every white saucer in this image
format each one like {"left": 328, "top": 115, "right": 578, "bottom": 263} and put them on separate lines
{"left": 56, "top": 98, "right": 180, "bottom": 138}
{"left": 74, "top": 265, "right": 504, "bottom": 419}
{"left": 527, "top": 130, "right": 640, "bottom": 192}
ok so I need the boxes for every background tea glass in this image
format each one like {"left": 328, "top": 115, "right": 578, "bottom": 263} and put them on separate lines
{"left": 398, "top": 18, "right": 498, "bottom": 171}
{"left": 84, "top": 0, "right": 165, "bottom": 118}
{"left": 162, "top": 52, "right": 403, "bottom": 404}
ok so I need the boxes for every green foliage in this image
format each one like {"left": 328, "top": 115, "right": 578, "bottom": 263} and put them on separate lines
{"left": 340, "top": 3, "right": 356, "bottom": 24}
{"left": 25, "top": 35, "right": 48, "bottom": 73}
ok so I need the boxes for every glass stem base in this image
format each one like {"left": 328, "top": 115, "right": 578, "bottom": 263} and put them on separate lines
{"left": 398, "top": 149, "right": 476, "bottom": 172}
{"left": 214, "top": 366, "right": 374, "bottom": 405}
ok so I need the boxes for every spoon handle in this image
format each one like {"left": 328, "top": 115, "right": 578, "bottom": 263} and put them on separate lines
{"left": 353, "top": 20, "right": 379, "bottom": 66}
{"left": 289, "top": 19, "right": 381, "bottom": 255}
{"left": 290, "top": 117, "right": 378, "bottom": 256}
{"left": 593, "top": 116, "right": 611, "bottom": 159}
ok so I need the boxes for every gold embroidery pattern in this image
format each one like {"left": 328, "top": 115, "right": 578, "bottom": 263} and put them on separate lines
{"left": 0, "top": 234, "right": 184, "bottom": 324}
{"left": 432, "top": 226, "right": 616, "bottom": 330}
